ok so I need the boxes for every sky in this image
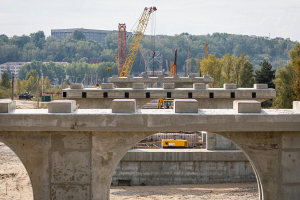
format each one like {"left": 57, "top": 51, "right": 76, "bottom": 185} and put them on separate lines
{"left": 0, "top": 0, "right": 299, "bottom": 41}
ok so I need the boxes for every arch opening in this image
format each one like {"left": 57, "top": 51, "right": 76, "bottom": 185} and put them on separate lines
{"left": 110, "top": 131, "right": 259, "bottom": 199}
{"left": 0, "top": 141, "right": 33, "bottom": 200}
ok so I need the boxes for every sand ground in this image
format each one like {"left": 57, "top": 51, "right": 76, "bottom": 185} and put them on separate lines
{"left": 0, "top": 99, "right": 259, "bottom": 199}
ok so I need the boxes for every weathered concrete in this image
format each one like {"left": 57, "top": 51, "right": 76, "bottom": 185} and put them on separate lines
{"left": 70, "top": 83, "right": 83, "bottom": 89}
{"left": 112, "top": 99, "right": 136, "bottom": 113}
{"left": 174, "top": 99, "right": 198, "bottom": 113}
{"left": 63, "top": 86, "right": 276, "bottom": 109}
{"left": 108, "top": 75, "right": 214, "bottom": 88}
{"left": 0, "top": 100, "right": 16, "bottom": 113}
{"left": 113, "top": 149, "right": 256, "bottom": 186}
{"left": 233, "top": 100, "right": 261, "bottom": 113}
{"left": 206, "top": 132, "right": 239, "bottom": 150}
{"left": 1, "top": 101, "right": 300, "bottom": 200}
{"left": 48, "top": 100, "right": 76, "bottom": 113}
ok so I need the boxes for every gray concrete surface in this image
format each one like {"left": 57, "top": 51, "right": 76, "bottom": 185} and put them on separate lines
{"left": 63, "top": 86, "right": 276, "bottom": 109}
{"left": 1, "top": 101, "right": 300, "bottom": 200}
{"left": 113, "top": 149, "right": 255, "bottom": 186}
{"left": 108, "top": 75, "right": 214, "bottom": 88}
{"left": 233, "top": 100, "right": 261, "bottom": 113}
{"left": 174, "top": 99, "right": 198, "bottom": 113}
{"left": 0, "top": 100, "right": 16, "bottom": 113}
{"left": 112, "top": 99, "right": 136, "bottom": 113}
{"left": 48, "top": 100, "right": 76, "bottom": 113}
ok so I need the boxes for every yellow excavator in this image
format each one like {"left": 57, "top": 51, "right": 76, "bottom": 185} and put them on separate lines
{"left": 158, "top": 98, "right": 174, "bottom": 109}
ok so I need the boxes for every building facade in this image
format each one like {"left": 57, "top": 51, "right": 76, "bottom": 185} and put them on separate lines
{"left": 0, "top": 62, "right": 69, "bottom": 81}
{"left": 51, "top": 28, "right": 119, "bottom": 47}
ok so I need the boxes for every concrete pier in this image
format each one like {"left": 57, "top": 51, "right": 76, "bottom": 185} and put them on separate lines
{"left": 0, "top": 100, "right": 299, "bottom": 200}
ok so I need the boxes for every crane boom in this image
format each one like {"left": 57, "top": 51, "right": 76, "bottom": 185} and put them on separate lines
{"left": 120, "top": 7, "right": 157, "bottom": 77}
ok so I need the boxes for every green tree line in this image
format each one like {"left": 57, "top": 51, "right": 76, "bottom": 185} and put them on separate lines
{"left": 0, "top": 31, "right": 296, "bottom": 76}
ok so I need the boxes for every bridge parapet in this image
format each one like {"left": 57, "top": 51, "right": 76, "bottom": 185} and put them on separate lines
{"left": 107, "top": 75, "right": 214, "bottom": 88}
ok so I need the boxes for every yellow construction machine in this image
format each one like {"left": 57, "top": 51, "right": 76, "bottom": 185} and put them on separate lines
{"left": 120, "top": 7, "right": 157, "bottom": 77}
{"left": 161, "top": 140, "right": 188, "bottom": 149}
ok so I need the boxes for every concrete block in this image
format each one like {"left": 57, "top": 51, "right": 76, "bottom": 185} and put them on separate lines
{"left": 142, "top": 75, "right": 149, "bottom": 78}
{"left": 127, "top": 75, "right": 134, "bottom": 78}
{"left": 101, "top": 83, "right": 113, "bottom": 89}
{"left": 188, "top": 75, "right": 195, "bottom": 78}
{"left": 223, "top": 83, "right": 237, "bottom": 89}
{"left": 174, "top": 99, "right": 198, "bottom": 113}
{"left": 158, "top": 75, "right": 164, "bottom": 78}
{"left": 163, "top": 83, "right": 175, "bottom": 89}
{"left": 0, "top": 100, "right": 16, "bottom": 113}
{"left": 203, "top": 75, "right": 210, "bottom": 78}
{"left": 233, "top": 100, "right": 261, "bottom": 113}
{"left": 173, "top": 75, "right": 179, "bottom": 78}
{"left": 112, "top": 75, "right": 118, "bottom": 78}
{"left": 112, "top": 99, "right": 136, "bottom": 113}
{"left": 48, "top": 100, "right": 76, "bottom": 113}
{"left": 293, "top": 101, "right": 300, "bottom": 113}
{"left": 193, "top": 83, "right": 206, "bottom": 89}
{"left": 254, "top": 84, "right": 268, "bottom": 89}
{"left": 202, "top": 132, "right": 207, "bottom": 142}
{"left": 70, "top": 83, "right": 83, "bottom": 89}
{"left": 132, "top": 83, "right": 144, "bottom": 89}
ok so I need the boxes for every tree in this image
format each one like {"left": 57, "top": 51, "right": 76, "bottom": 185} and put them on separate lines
{"left": 72, "top": 30, "right": 86, "bottom": 41}
{"left": 201, "top": 54, "right": 223, "bottom": 88}
{"left": 222, "top": 53, "right": 236, "bottom": 83}
{"left": 30, "top": 31, "right": 46, "bottom": 49}
{"left": 233, "top": 53, "right": 247, "bottom": 87}
{"left": 240, "top": 60, "right": 254, "bottom": 88}
{"left": 289, "top": 42, "right": 300, "bottom": 100}
{"left": 255, "top": 60, "right": 276, "bottom": 88}
{"left": 15, "top": 78, "right": 22, "bottom": 94}
{"left": 1, "top": 70, "right": 10, "bottom": 88}
{"left": 273, "top": 63, "right": 295, "bottom": 108}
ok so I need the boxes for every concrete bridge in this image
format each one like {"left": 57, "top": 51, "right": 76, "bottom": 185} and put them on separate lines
{"left": 63, "top": 83, "right": 275, "bottom": 109}
{"left": 0, "top": 99, "right": 299, "bottom": 200}
{"left": 107, "top": 74, "right": 214, "bottom": 88}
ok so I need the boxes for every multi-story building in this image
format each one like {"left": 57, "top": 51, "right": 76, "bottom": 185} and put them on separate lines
{"left": 0, "top": 62, "right": 28, "bottom": 80}
{"left": 0, "top": 62, "right": 69, "bottom": 81}
{"left": 51, "top": 28, "right": 119, "bottom": 47}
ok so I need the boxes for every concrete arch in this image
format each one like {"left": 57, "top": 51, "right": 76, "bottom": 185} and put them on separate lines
{"left": 0, "top": 132, "right": 47, "bottom": 200}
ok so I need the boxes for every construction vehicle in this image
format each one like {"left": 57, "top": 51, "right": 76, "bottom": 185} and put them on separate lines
{"left": 19, "top": 92, "right": 33, "bottom": 100}
{"left": 94, "top": 67, "right": 111, "bottom": 88}
{"left": 120, "top": 7, "right": 157, "bottom": 77}
{"left": 161, "top": 140, "right": 188, "bottom": 149}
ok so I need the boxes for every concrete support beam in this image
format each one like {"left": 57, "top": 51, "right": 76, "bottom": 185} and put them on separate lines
{"left": 48, "top": 100, "right": 76, "bottom": 113}
{"left": 223, "top": 83, "right": 237, "bottom": 89}
{"left": 70, "top": 83, "right": 83, "bottom": 89}
{"left": 174, "top": 99, "right": 198, "bottom": 113}
{"left": 132, "top": 83, "right": 144, "bottom": 89}
{"left": 233, "top": 100, "right": 261, "bottom": 113}
{"left": 293, "top": 101, "right": 300, "bottom": 113}
{"left": 101, "top": 83, "right": 113, "bottom": 89}
{"left": 193, "top": 83, "right": 206, "bottom": 89}
{"left": 254, "top": 84, "right": 268, "bottom": 89}
{"left": 163, "top": 83, "right": 175, "bottom": 89}
{"left": 0, "top": 100, "right": 16, "bottom": 113}
{"left": 112, "top": 99, "right": 136, "bottom": 113}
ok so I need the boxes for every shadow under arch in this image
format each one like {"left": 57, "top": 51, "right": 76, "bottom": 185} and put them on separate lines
{"left": 0, "top": 140, "right": 33, "bottom": 199}
{"left": 110, "top": 131, "right": 260, "bottom": 198}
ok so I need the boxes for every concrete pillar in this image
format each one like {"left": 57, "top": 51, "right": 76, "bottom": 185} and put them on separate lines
{"left": 215, "top": 131, "right": 300, "bottom": 200}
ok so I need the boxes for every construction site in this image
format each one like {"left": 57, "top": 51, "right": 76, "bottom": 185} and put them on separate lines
{"left": 0, "top": 6, "right": 300, "bottom": 200}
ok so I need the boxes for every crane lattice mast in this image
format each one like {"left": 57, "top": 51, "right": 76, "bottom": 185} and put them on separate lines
{"left": 120, "top": 7, "right": 157, "bottom": 77}
{"left": 118, "top": 23, "right": 126, "bottom": 76}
